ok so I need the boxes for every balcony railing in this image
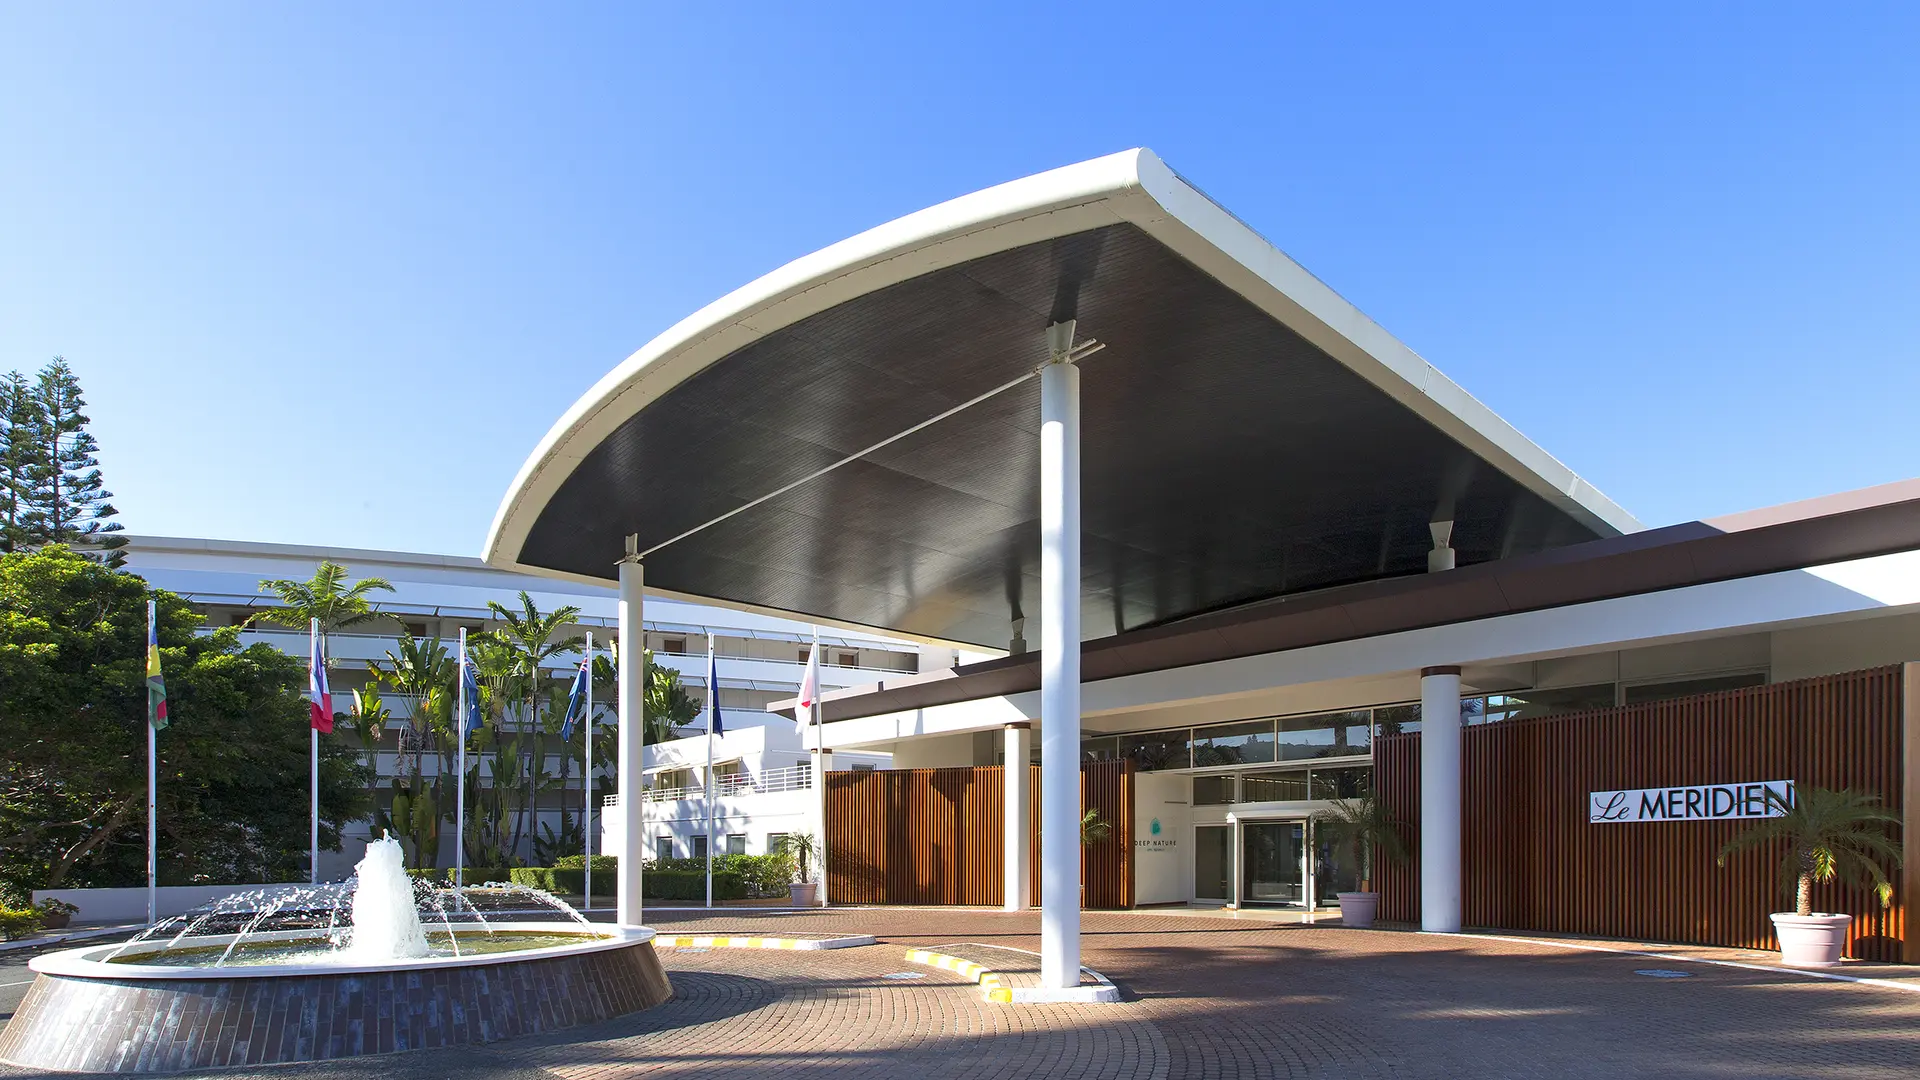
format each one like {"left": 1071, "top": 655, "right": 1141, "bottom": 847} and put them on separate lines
{"left": 631, "top": 764, "right": 813, "bottom": 803}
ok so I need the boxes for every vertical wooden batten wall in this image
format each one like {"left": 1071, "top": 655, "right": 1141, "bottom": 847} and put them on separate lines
{"left": 1377, "top": 666, "right": 1908, "bottom": 960}
{"left": 827, "top": 762, "right": 1132, "bottom": 908}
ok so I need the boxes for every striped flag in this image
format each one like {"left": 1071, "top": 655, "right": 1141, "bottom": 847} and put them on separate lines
{"left": 307, "top": 627, "right": 333, "bottom": 733}
{"left": 561, "top": 652, "right": 590, "bottom": 741}
{"left": 146, "top": 606, "right": 168, "bottom": 731}
{"left": 794, "top": 641, "right": 819, "bottom": 734}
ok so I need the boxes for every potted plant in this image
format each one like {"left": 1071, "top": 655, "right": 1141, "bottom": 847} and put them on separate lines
{"left": 772, "top": 832, "right": 821, "bottom": 907}
{"left": 1717, "top": 786, "right": 1902, "bottom": 967}
{"left": 34, "top": 898, "right": 77, "bottom": 931}
{"left": 1080, "top": 808, "right": 1111, "bottom": 907}
{"left": 1310, "top": 794, "right": 1408, "bottom": 929}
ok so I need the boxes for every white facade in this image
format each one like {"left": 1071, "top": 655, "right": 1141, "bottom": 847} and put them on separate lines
{"left": 121, "top": 535, "right": 959, "bottom": 879}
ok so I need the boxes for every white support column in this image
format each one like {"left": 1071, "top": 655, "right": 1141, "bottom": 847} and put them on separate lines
{"left": 1039, "top": 322, "right": 1082, "bottom": 990}
{"left": 811, "top": 746, "right": 832, "bottom": 906}
{"left": 1420, "top": 664, "right": 1462, "bottom": 933}
{"left": 616, "top": 546, "right": 647, "bottom": 928}
{"left": 1004, "top": 722, "right": 1032, "bottom": 911}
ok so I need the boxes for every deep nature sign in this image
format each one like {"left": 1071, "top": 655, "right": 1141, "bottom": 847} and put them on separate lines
{"left": 1588, "top": 781, "right": 1794, "bottom": 824}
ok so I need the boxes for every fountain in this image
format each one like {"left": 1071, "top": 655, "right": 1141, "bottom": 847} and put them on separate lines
{"left": 0, "top": 837, "right": 671, "bottom": 1073}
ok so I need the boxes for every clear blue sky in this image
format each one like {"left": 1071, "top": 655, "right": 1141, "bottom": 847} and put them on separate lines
{"left": 3, "top": 4, "right": 1915, "bottom": 555}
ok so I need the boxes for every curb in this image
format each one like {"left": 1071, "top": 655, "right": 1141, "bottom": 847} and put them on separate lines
{"left": 656, "top": 934, "right": 875, "bottom": 951}
{"left": 903, "top": 946, "right": 1121, "bottom": 1004}
{"left": 0, "top": 924, "right": 142, "bottom": 957}
{"left": 1455, "top": 931, "right": 1920, "bottom": 996}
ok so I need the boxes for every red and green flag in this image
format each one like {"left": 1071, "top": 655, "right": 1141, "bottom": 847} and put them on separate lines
{"left": 147, "top": 605, "right": 168, "bottom": 731}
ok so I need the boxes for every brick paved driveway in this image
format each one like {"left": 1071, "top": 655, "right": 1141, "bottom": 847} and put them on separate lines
{"left": 7, "top": 908, "right": 1920, "bottom": 1079}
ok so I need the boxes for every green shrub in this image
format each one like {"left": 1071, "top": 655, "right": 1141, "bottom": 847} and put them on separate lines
{"left": 644, "top": 854, "right": 787, "bottom": 896}
{"left": 0, "top": 906, "right": 42, "bottom": 941}
{"left": 551, "top": 854, "right": 618, "bottom": 874}
{"left": 447, "top": 866, "right": 512, "bottom": 886}
{"left": 641, "top": 869, "right": 745, "bottom": 902}
{"left": 406, "top": 869, "right": 441, "bottom": 882}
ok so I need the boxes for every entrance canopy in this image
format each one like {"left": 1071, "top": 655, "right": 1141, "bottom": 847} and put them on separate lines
{"left": 485, "top": 149, "right": 1635, "bottom": 649}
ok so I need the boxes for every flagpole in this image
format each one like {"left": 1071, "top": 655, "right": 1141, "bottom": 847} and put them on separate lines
{"left": 310, "top": 617, "right": 321, "bottom": 886}
{"left": 146, "top": 600, "right": 158, "bottom": 926}
{"left": 456, "top": 627, "right": 468, "bottom": 890}
{"left": 705, "top": 633, "right": 715, "bottom": 910}
{"left": 583, "top": 632, "right": 594, "bottom": 912}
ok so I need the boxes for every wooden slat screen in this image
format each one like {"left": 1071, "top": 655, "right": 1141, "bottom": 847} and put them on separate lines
{"left": 827, "top": 761, "right": 1133, "bottom": 908}
{"left": 1376, "top": 666, "right": 1907, "bottom": 959}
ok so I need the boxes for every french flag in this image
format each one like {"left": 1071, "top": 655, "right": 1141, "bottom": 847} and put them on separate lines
{"left": 795, "top": 641, "right": 820, "bottom": 733}
{"left": 307, "top": 628, "right": 334, "bottom": 733}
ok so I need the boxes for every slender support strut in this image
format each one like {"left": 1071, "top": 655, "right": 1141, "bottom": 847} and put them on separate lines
{"left": 1004, "top": 722, "right": 1032, "bottom": 911}
{"left": 1420, "top": 665, "right": 1463, "bottom": 933}
{"left": 310, "top": 618, "right": 321, "bottom": 886}
{"left": 616, "top": 546, "right": 647, "bottom": 927}
{"left": 705, "top": 633, "right": 715, "bottom": 909}
{"left": 1039, "top": 321, "right": 1082, "bottom": 989}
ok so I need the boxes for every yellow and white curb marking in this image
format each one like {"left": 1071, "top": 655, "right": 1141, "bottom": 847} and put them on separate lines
{"left": 656, "top": 933, "right": 876, "bottom": 951}
{"left": 904, "top": 946, "right": 1121, "bottom": 1004}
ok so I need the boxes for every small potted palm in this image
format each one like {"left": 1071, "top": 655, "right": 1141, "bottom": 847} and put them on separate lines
{"left": 1717, "top": 786, "right": 1902, "bottom": 967}
{"left": 1311, "top": 794, "right": 1408, "bottom": 929}
{"left": 772, "top": 832, "right": 821, "bottom": 907}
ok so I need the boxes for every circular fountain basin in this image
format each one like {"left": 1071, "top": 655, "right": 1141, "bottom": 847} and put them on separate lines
{"left": 0, "top": 924, "right": 672, "bottom": 1073}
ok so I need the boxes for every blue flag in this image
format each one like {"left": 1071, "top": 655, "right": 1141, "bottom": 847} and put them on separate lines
{"left": 461, "top": 658, "right": 483, "bottom": 737}
{"left": 707, "top": 643, "right": 724, "bottom": 736}
{"left": 561, "top": 654, "right": 590, "bottom": 740}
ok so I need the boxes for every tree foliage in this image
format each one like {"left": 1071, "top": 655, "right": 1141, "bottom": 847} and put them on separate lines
{"left": 0, "top": 359, "right": 123, "bottom": 564}
{"left": 254, "top": 560, "right": 396, "bottom": 635}
{"left": 0, "top": 547, "right": 370, "bottom": 903}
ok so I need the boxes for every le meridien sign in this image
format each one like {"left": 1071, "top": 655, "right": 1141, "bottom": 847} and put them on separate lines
{"left": 1588, "top": 781, "right": 1794, "bottom": 824}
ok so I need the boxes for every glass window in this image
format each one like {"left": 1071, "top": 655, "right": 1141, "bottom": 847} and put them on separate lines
{"left": 1193, "top": 774, "right": 1237, "bottom": 805}
{"left": 656, "top": 834, "right": 674, "bottom": 859}
{"left": 1276, "top": 710, "right": 1371, "bottom": 760}
{"left": 1624, "top": 673, "right": 1765, "bottom": 705}
{"left": 1486, "top": 683, "right": 1618, "bottom": 721}
{"left": 1120, "top": 730, "right": 1190, "bottom": 771}
{"left": 1080, "top": 736, "right": 1119, "bottom": 762}
{"left": 1191, "top": 719, "right": 1277, "bottom": 767}
{"left": 691, "top": 835, "right": 709, "bottom": 859}
{"left": 1240, "top": 769, "right": 1310, "bottom": 803}
{"left": 1310, "top": 765, "right": 1372, "bottom": 801}
{"left": 766, "top": 832, "right": 788, "bottom": 855}
{"left": 726, "top": 834, "right": 747, "bottom": 856}
{"left": 1373, "top": 703, "right": 1420, "bottom": 737}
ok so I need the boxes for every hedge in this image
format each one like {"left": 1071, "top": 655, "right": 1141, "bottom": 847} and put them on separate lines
{"left": 641, "top": 869, "right": 746, "bottom": 902}
{"left": 446, "top": 867, "right": 513, "bottom": 886}
{"left": 551, "top": 854, "right": 617, "bottom": 874}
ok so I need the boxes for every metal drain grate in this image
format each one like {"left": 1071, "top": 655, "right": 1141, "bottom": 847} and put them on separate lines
{"left": 1634, "top": 969, "right": 1694, "bottom": 978}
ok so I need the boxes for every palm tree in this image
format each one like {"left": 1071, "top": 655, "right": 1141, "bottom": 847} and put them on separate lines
{"left": 254, "top": 560, "right": 397, "bottom": 643}
{"left": 1080, "top": 808, "right": 1111, "bottom": 847}
{"left": 485, "top": 592, "right": 582, "bottom": 863}
{"left": 591, "top": 647, "right": 699, "bottom": 745}
{"left": 1311, "top": 795, "right": 1408, "bottom": 892}
{"left": 368, "top": 634, "right": 456, "bottom": 867}
{"left": 1718, "top": 786, "right": 1902, "bottom": 916}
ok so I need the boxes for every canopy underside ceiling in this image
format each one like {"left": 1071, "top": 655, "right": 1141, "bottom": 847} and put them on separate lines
{"left": 517, "top": 223, "right": 1601, "bottom": 648}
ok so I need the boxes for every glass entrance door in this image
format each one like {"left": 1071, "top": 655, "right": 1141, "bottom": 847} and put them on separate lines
{"left": 1195, "top": 825, "right": 1232, "bottom": 901}
{"left": 1243, "top": 821, "right": 1307, "bottom": 906}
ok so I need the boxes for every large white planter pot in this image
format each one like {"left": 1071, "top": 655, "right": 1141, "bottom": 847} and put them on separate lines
{"left": 1336, "top": 892, "right": 1380, "bottom": 928}
{"left": 1771, "top": 912, "right": 1853, "bottom": 967}
{"left": 789, "top": 882, "right": 818, "bottom": 908}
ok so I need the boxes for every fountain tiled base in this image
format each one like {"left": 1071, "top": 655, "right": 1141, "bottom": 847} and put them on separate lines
{"left": 0, "top": 936, "right": 671, "bottom": 1073}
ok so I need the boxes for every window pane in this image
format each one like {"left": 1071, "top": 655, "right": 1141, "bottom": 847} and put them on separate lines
{"left": 1276, "top": 710, "right": 1371, "bottom": 760}
{"left": 1240, "top": 769, "right": 1310, "bottom": 803}
{"left": 1191, "top": 719, "right": 1276, "bottom": 766}
{"left": 1487, "top": 683, "right": 1618, "bottom": 721}
{"left": 1623, "top": 673, "right": 1765, "bottom": 705}
{"left": 1193, "top": 774, "right": 1237, "bottom": 805}
{"left": 727, "top": 834, "right": 746, "bottom": 856}
{"left": 1310, "top": 765, "right": 1372, "bottom": 801}
{"left": 1374, "top": 703, "right": 1420, "bottom": 737}
{"left": 1120, "top": 730, "right": 1190, "bottom": 771}
{"left": 1080, "top": 736, "right": 1119, "bottom": 762}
